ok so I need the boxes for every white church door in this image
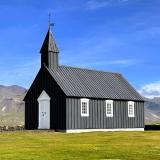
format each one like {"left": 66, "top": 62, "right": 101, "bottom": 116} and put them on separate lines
{"left": 37, "top": 90, "right": 50, "bottom": 129}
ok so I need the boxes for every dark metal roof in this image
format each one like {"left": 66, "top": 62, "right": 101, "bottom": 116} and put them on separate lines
{"left": 40, "top": 29, "right": 59, "bottom": 54}
{"left": 45, "top": 65, "right": 144, "bottom": 101}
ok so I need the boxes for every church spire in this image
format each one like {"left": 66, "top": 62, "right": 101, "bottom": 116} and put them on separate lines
{"left": 40, "top": 29, "right": 59, "bottom": 54}
{"left": 40, "top": 15, "right": 59, "bottom": 69}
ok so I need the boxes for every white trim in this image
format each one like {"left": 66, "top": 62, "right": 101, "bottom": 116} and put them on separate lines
{"left": 65, "top": 128, "right": 144, "bottom": 133}
{"left": 37, "top": 90, "right": 51, "bottom": 101}
{"left": 128, "top": 101, "right": 135, "bottom": 117}
{"left": 38, "top": 90, "right": 50, "bottom": 129}
{"left": 81, "top": 98, "right": 89, "bottom": 117}
{"left": 106, "top": 100, "right": 113, "bottom": 117}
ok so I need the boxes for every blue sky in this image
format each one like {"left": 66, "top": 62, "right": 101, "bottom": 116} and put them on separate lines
{"left": 0, "top": 0, "right": 160, "bottom": 98}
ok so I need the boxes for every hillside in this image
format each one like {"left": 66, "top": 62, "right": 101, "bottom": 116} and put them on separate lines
{"left": 0, "top": 85, "right": 27, "bottom": 126}
{"left": 144, "top": 97, "right": 160, "bottom": 124}
{"left": 0, "top": 85, "right": 160, "bottom": 126}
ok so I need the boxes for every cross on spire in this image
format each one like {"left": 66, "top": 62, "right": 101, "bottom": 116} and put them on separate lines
{"left": 48, "top": 13, "right": 54, "bottom": 30}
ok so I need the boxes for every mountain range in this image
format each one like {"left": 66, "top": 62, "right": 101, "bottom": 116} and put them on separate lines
{"left": 0, "top": 85, "right": 160, "bottom": 126}
{"left": 0, "top": 85, "right": 27, "bottom": 126}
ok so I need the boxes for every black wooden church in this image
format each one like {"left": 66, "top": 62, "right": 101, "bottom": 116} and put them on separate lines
{"left": 24, "top": 26, "right": 144, "bottom": 133}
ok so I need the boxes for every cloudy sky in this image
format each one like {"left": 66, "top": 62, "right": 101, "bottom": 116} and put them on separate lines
{"left": 0, "top": 0, "right": 160, "bottom": 98}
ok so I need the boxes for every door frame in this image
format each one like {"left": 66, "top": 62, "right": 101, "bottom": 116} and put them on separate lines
{"left": 37, "top": 90, "right": 51, "bottom": 129}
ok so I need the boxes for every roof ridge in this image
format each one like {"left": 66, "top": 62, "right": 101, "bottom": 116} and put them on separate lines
{"left": 58, "top": 65, "right": 121, "bottom": 75}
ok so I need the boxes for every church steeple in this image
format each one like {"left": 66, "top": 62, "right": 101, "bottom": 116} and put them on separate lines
{"left": 40, "top": 23, "right": 59, "bottom": 69}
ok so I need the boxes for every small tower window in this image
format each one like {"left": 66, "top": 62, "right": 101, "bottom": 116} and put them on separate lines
{"left": 106, "top": 100, "right": 113, "bottom": 117}
{"left": 81, "top": 98, "right": 89, "bottom": 117}
{"left": 128, "top": 101, "right": 135, "bottom": 117}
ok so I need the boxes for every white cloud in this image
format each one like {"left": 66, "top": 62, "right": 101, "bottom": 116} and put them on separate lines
{"left": 119, "top": 0, "right": 129, "bottom": 2}
{"left": 86, "top": 0, "right": 109, "bottom": 10}
{"left": 107, "top": 59, "right": 139, "bottom": 65}
{"left": 0, "top": 57, "right": 40, "bottom": 88}
{"left": 61, "top": 57, "right": 140, "bottom": 68}
{"left": 138, "top": 81, "right": 160, "bottom": 99}
{"left": 86, "top": 0, "right": 130, "bottom": 10}
{"left": 86, "top": 59, "right": 140, "bottom": 67}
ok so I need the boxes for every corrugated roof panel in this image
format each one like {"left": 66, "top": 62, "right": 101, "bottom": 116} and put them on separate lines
{"left": 46, "top": 66, "right": 144, "bottom": 101}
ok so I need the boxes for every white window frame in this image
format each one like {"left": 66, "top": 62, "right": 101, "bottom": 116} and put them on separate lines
{"left": 81, "top": 98, "right": 89, "bottom": 117}
{"left": 128, "top": 101, "right": 135, "bottom": 117}
{"left": 106, "top": 100, "right": 113, "bottom": 117}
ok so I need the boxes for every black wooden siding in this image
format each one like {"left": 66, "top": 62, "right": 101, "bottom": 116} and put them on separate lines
{"left": 24, "top": 66, "right": 66, "bottom": 130}
{"left": 66, "top": 98, "right": 144, "bottom": 129}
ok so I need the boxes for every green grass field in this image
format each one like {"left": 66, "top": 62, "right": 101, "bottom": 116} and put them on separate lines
{"left": 0, "top": 131, "right": 160, "bottom": 160}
